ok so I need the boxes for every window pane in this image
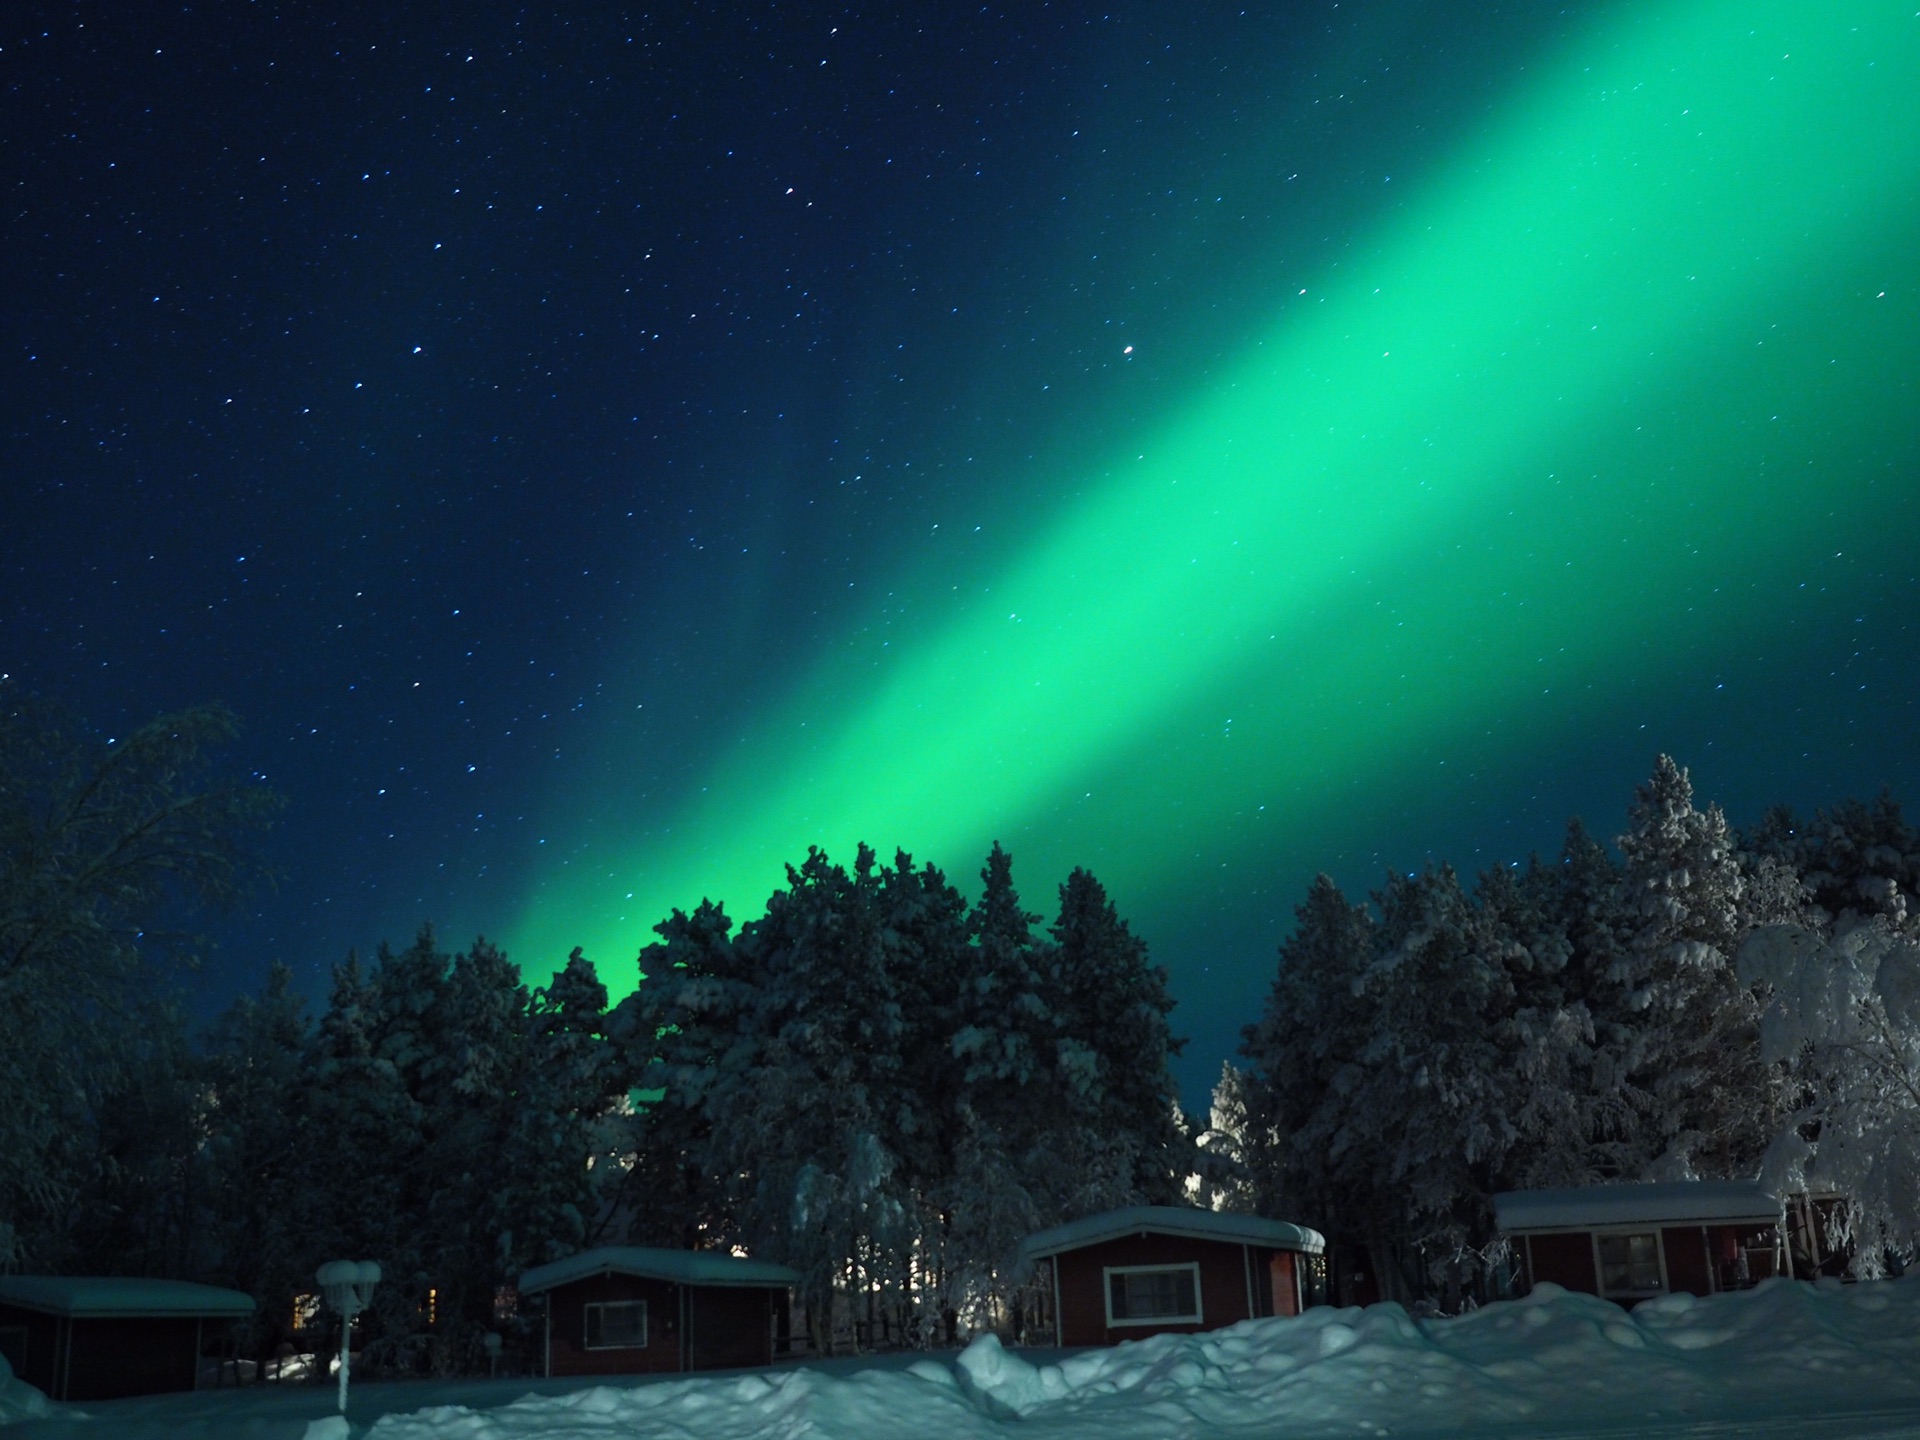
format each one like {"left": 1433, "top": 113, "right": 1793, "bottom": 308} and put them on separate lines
{"left": 1627, "top": 1234, "right": 1662, "bottom": 1290}
{"left": 585, "top": 1301, "right": 648, "bottom": 1348}
{"left": 1597, "top": 1234, "right": 1662, "bottom": 1293}
{"left": 1112, "top": 1268, "right": 1198, "bottom": 1320}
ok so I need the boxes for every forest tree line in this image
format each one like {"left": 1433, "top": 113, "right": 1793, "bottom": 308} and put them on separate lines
{"left": 1218, "top": 755, "right": 1920, "bottom": 1307}
{"left": 4, "top": 690, "right": 1918, "bottom": 1372}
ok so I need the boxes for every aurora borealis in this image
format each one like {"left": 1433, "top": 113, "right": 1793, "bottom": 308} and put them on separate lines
{"left": 5, "top": 1, "right": 1916, "bottom": 1098}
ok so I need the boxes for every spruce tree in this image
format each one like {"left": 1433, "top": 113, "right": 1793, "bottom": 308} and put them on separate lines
{"left": 499, "top": 947, "right": 626, "bottom": 1275}
{"left": 1049, "top": 866, "right": 1188, "bottom": 1206}
{"left": 201, "top": 964, "right": 317, "bottom": 1362}
{"left": 613, "top": 898, "right": 745, "bottom": 1249}
{"left": 1240, "top": 872, "right": 1376, "bottom": 1222}
{"left": 1612, "top": 755, "right": 1779, "bottom": 1177}
{"left": 305, "top": 950, "right": 419, "bottom": 1366}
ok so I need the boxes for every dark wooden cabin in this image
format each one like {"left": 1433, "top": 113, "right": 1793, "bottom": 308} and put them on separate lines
{"left": 1494, "top": 1181, "right": 1789, "bottom": 1306}
{"left": 517, "top": 1246, "right": 799, "bottom": 1377}
{"left": 1017, "top": 1205, "right": 1326, "bottom": 1347}
{"left": 0, "top": 1276, "right": 254, "bottom": 1402}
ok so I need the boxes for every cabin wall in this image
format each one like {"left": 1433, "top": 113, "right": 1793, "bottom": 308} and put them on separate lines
{"left": 1054, "top": 1233, "right": 1262, "bottom": 1347}
{"left": 0, "top": 1306, "right": 59, "bottom": 1397}
{"left": 1661, "top": 1227, "right": 1713, "bottom": 1297}
{"left": 1524, "top": 1232, "right": 1600, "bottom": 1295}
{"left": 688, "top": 1286, "right": 774, "bottom": 1371}
{"left": 546, "top": 1273, "right": 683, "bottom": 1377}
{"left": 0, "top": 1306, "right": 207, "bottom": 1402}
{"left": 1521, "top": 1221, "right": 1784, "bottom": 1306}
{"left": 1267, "top": 1250, "right": 1300, "bottom": 1318}
{"left": 65, "top": 1316, "right": 202, "bottom": 1401}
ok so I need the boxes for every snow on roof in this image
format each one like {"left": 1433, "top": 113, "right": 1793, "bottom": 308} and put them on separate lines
{"left": 517, "top": 1246, "right": 800, "bottom": 1295}
{"left": 0, "top": 1276, "right": 255, "bottom": 1318}
{"left": 1018, "top": 1205, "right": 1326, "bottom": 1266}
{"left": 1492, "top": 1180, "right": 1785, "bottom": 1233}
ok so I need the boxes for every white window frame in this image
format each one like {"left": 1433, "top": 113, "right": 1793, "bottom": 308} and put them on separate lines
{"left": 1103, "top": 1262, "right": 1204, "bottom": 1327}
{"left": 1591, "top": 1228, "right": 1669, "bottom": 1299}
{"left": 583, "top": 1299, "right": 649, "bottom": 1350}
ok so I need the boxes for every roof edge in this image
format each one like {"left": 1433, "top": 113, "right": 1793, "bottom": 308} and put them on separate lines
{"left": 1019, "top": 1206, "right": 1326, "bottom": 1262}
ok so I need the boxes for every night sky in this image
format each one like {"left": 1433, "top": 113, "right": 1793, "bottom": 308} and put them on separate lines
{"left": 5, "top": 1, "right": 1916, "bottom": 1103}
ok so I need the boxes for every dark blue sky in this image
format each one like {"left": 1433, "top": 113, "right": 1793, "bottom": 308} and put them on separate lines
{"left": 5, "top": 1, "right": 1916, "bottom": 1102}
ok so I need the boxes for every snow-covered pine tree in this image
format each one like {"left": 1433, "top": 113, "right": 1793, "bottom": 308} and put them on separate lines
{"left": 1749, "top": 793, "right": 1918, "bottom": 930}
{"left": 1351, "top": 866, "right": 1549, "bottom": 1302}
{"left": 710, "top": 848, "right": 918, "bottom": 1348}
{"left": 1475, "top": 859, "right": 1602, "bottom": 1190}
{"left": 0, "top": 693, "right": 279, "bottom": 1270}
{"left": 1239, "top": 873, "right": 1376, "bottom": 1226}
{"left": 933, "top": 845, "right": 1059, "bottom": 1314}
{"left": 66, "top": 1000, "right": 210, "bottom": 1279}
{"left": 305, "top": 949, "right": 420, "bottom": 1368}
{"left": 1738, "top": 916, "right": 1920, "bottom": 1271}
{"left": 203, "top": 962, "right": 318, "bottom": 1367}
{"left": 498, "top": 947, "right": 628, "bottom": 1277}
{"left": 417, "top": 936, "right": 528, "bottom": 1369}
{"left": 1195, "top": 1061, "right": 1259, "bottom": 1213}
{"left": 356, "top": 928, "right": 458, "bottom": 1368}
{"left": 870, "top": 851, "right": 971, "bottom": 1341}
{"left": 1047, "top": 865, "right": 1188, "bottom": 1207}
{"left": 1610, "top": 755, "right": 1781, "bottom": 1179}
{"left": 613, "top": 897, "right": 748, "bottom": 1250}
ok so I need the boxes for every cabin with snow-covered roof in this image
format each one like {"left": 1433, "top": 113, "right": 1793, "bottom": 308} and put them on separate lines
{"left": 0, "top": 1276, "right": 254, "bottom": 1401}
{"left": 1016, "top": 1206, "right": 1326, "bottom": 1347}
{"left": 517, "top": 1246, "right": 799, "bottom": 1376}
{"left": 1494, "top": 1181, "right": 1789, "bottom": 1306}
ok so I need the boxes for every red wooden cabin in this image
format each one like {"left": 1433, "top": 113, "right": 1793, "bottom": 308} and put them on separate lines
{"left": 1494, "top": 1181, "right": 1789, "bottom": 1306}
{"left": 1017, "top": 1205, "right": 1326, "bottom": 1347}
{"left": 517, "top": 1246, "right": 798, "bottom": 1377}
{"left": 0, "top": 1276, "right": 254, "bottom": 1401}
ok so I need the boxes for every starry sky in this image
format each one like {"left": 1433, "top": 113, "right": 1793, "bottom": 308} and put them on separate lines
{"left": 5, "top": 0, "right": 1916, "bottom": 1103}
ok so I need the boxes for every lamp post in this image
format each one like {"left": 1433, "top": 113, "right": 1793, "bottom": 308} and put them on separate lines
{"left": 315, "top": 1260, "right": 381, "bottom": 1415}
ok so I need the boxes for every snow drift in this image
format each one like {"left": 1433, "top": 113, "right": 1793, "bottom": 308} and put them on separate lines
{"left": 11, "top": 1275, "right": 1920, "bottom": 1438}
{"left": 361, "top": 1276, "right": 1920, "bottom": 1439}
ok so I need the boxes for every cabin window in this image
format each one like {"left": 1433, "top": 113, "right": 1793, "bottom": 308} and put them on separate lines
{"left": 1104, "top": 1263, "right": 1203, "bottom": 1326}
{"left": 584, "top": 1300, "right": 649, "bottom": 1349}
{"left": 1596, "top": 1232, "right": 1664, "bottom": 1295}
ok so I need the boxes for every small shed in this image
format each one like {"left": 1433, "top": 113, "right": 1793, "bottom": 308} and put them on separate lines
{"left": 518, "top": 1246, "right": 799, "bottom": 1376}
{"left": 1494, "top": 1181, "right": 1788, "bottom": 1305}
{"left": 1017, "top": 1205, "right": 1326, "bottom": 1347}
{"left": 0, "top": 1276, "right": 255, "bottom": 1402}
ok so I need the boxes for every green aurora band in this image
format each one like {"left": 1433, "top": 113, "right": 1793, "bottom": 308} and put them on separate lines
{"left": 509, "top": 0, "right": 1919, "bottom": 989}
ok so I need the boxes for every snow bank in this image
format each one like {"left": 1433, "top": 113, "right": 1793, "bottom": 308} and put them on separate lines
{"left": 360, "top": 1277, "right": 1920, "bottom": 1439}
{"left": 12, "top": 1276, "right": 1920, "bottom": 1437}
{"left": 0, "top": 1354, "right": 52, "bottom": 1427}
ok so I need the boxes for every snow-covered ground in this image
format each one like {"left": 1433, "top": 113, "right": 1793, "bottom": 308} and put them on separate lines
{"left": 9, "top": 1276, "right": 1920, "bottom": 1439}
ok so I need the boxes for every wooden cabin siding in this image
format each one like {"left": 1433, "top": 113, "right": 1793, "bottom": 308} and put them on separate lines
{"left": 1055, "top": 1233, "right": 1255, "bottom": 1347}
{"left": 688, "top": 1285, "right": 773, "bottom": 1371}
{"left": 0, "top": 1306, "right": 58, "bottom": 1398}
{"left": 1268, "top": 1251, "right": 1300, "bottom": 1318}
{"left": 1662, "top": 1227, "right": 1713, "bottom": 1297}
{"left": 546, "top": 1273, "right": 682, "bottom": 1377}
{"left": 65, "top": 1316, "right": 202, "bottom": 1401}
{"left": 1525, "top": 1232, "right": 1600, "bottom": 1295}
{"left": 0, "top": 1305, "right": 204, "bottom": 1402}
{"left": 542, "top": 1271, "right": 784, "bottom": 1375}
